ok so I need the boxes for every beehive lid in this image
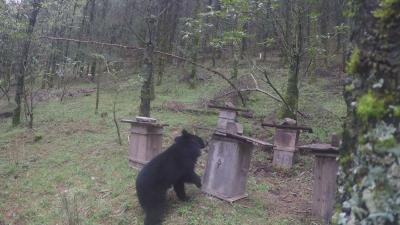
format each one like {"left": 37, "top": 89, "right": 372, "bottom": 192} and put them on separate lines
{"left": 215, "top": 132, "right": 273, "bottom": 147}
{"left": 121, "top": 117, "right": 167, "bottom": 127}
{"left": 298, "top": 144, "right": 339, "bottom": 155}
{"left": 136, "top": 116, "right": 157, "bottom": 123}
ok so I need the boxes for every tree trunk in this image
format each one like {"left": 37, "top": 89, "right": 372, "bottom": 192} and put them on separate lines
{"left": 334, "top": 0, "right": 344, "bottom": 53}
{"left": 74, "top": 0, "right": 90, "bottom": 77}
{"left": 139, "top": 42, "right": 154, "bottom": 117}
{"left": 92, "top": 60, "right": 99, "bottom": 114}
{"left": 280, "top": 5, "right": 303, "bottom": 120}
{"left": 338, "top": 1, "right": 400, "bottom": 225}
{"left": 156, "top": 0, "right": 180, "bottom": 86}
{"left": 188, "top": 0, "right": 201, "bottom": 89}
{"left": 12, "top": 0, "right": 41, "bottom": 126}
{"left": 284, "top": 0, "right": 291, "bottom": 45}
{"left": 42, "top": 27, "right": 57, "bottom": 89}
{"left": 280, "top": 55, "right": 299, "bottom": 120}
{"left": 240, "top": 22, "right": 248, "bottom": 59}
{"left": 189, "top": 32, "right": 200, "bottom": 89}
{"left": 139, "top": 10, "right": 156, "bottom": 117}
{"left": 232, "top": 48, "right": 239, "bottom": 81}
{"left": 319, "top": 0, "right": 329, "bottom": 64}
{"left": 64, "top": 0, "right": 79, "bottom": 63}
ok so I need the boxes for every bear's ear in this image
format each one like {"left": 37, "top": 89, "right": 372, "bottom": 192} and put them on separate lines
{"left": 182, "top": 129, "right": 189, "bottom": 136}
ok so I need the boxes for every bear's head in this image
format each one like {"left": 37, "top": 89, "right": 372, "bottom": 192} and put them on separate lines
{"left": 175, "top": 129, "right": 206, "bottom": 149}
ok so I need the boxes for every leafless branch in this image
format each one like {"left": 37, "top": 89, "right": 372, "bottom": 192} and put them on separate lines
{"left": 303, "top": 57, "right": 313, "bottom": 79}
{"left": 216, "top": 87, "right": 282, "bottom": 104}
{"left": 40, "top": 36, "right": 246, "bottom": 106}
{"left": 259, "top": 67, "right": 292, "bottom": 112}
{"left": 267, "top": 2, "right": 291, "bottom": 57}
{"left": 157, "top": 3, "right": 171, "bottom": 18}
{"left": 256, "top": 65, "right": 306, "bottom": 118}
{"left": 249, "top": 72, "right": 259, "bottom": 89}
{"left": 41, "top": 36, "right": 145, "bottom": 51}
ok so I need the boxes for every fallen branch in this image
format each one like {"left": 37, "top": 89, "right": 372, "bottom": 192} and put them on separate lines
{"left": 40, "top": 36, "right": 246, "bottom": 106}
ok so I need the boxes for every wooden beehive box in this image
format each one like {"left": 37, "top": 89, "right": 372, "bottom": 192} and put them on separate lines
{"left": 272, "top": 128, "right": 298, "bottom": 168}
{"left": 202, "top": 134, "right": 254, "bottom": 202}
{"left": 312, "top": 150, "right": 338, "bottom": 223}
{"left": 209, "top": 104, "right": 244, "bottom": 135}
{"left": 263, "top": 118, "right": 312, "bottom": 169}
{"left": 298, "top": 135, "right": 340, "bottom": 224}
{"left": 121, "top": 117, "right": 164, "bottom": 169}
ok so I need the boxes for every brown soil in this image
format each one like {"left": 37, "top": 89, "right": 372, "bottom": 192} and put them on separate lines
{"left": 252, "top": 153, "right": 314, "bottom": 220}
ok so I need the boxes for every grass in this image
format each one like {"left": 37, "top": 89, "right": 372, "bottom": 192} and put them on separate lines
{"left": 0, "top": 59, "right": 345, "bottom": 225}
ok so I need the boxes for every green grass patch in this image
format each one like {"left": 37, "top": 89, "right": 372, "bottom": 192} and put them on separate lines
{"left": 0, "top": 59, "right": 345, "bottom": 224}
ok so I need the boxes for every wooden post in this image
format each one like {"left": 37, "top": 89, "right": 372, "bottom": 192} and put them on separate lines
{"left": 121, "top": 117, "right": 165, "bottom": 169}
{"left": 202, "top": 134, "right": 254, "bottom": 202}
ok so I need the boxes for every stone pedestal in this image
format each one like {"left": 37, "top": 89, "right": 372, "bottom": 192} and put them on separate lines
{"left": 202, "top": 134, "right": 254, "bottom": 202}
{"left": 121, "top": 117, "right": 164, "bottom": 169}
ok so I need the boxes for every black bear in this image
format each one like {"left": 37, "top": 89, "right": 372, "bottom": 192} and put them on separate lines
{"left": 135, "top": 129, "right": 205, "bottom": 225}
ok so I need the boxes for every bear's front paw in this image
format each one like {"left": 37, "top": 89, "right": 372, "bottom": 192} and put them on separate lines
{"left": 178, "top": 196, "right": 190, "bottom": 202}
{"left": 195, "top": 180, "right": 202, "bottom": 188}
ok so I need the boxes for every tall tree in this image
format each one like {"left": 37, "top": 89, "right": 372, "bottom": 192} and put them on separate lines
{"left": 139, "top": 2, "right": 156, "bottom": 117}
{"left": 338, "top": 1, "right": 400, "bottom": 224}
{"left": 188, "top": 0, "right": 201, "bottom": 89}
{"left": 12, "top": 0, "right": 42, "bottom": 126}
{"left": 319, "top": 0, "right": 330, "bottom": 64}
{"left": 156, "top": 0, "right": 180, "bottom": 86}
{"left": 270, "top": 0, "right": 306, "bottom": 119}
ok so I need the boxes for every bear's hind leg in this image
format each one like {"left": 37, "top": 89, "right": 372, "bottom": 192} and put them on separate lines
{"left": 144, "top": 202, "right": 165, "bottom": 225}
{"left": 142, "top": 191, "right": 166, "bottom": 225}
{"left": 173, "top": 180, "right": 188, "bottom": 201}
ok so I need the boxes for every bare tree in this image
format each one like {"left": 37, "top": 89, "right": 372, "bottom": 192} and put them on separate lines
{"left": 269, "top": 0, "right": 306, "bottom": 120}
{"left": 139, "top": 1, "right": 157, "bottom": 117}
{"left": 13, "top": 0, "right": 42, "bottom": 126}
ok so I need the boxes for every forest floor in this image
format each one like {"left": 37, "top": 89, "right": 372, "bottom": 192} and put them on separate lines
{"left": 0, "top": 56, "right": 346, "bottom": 225}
